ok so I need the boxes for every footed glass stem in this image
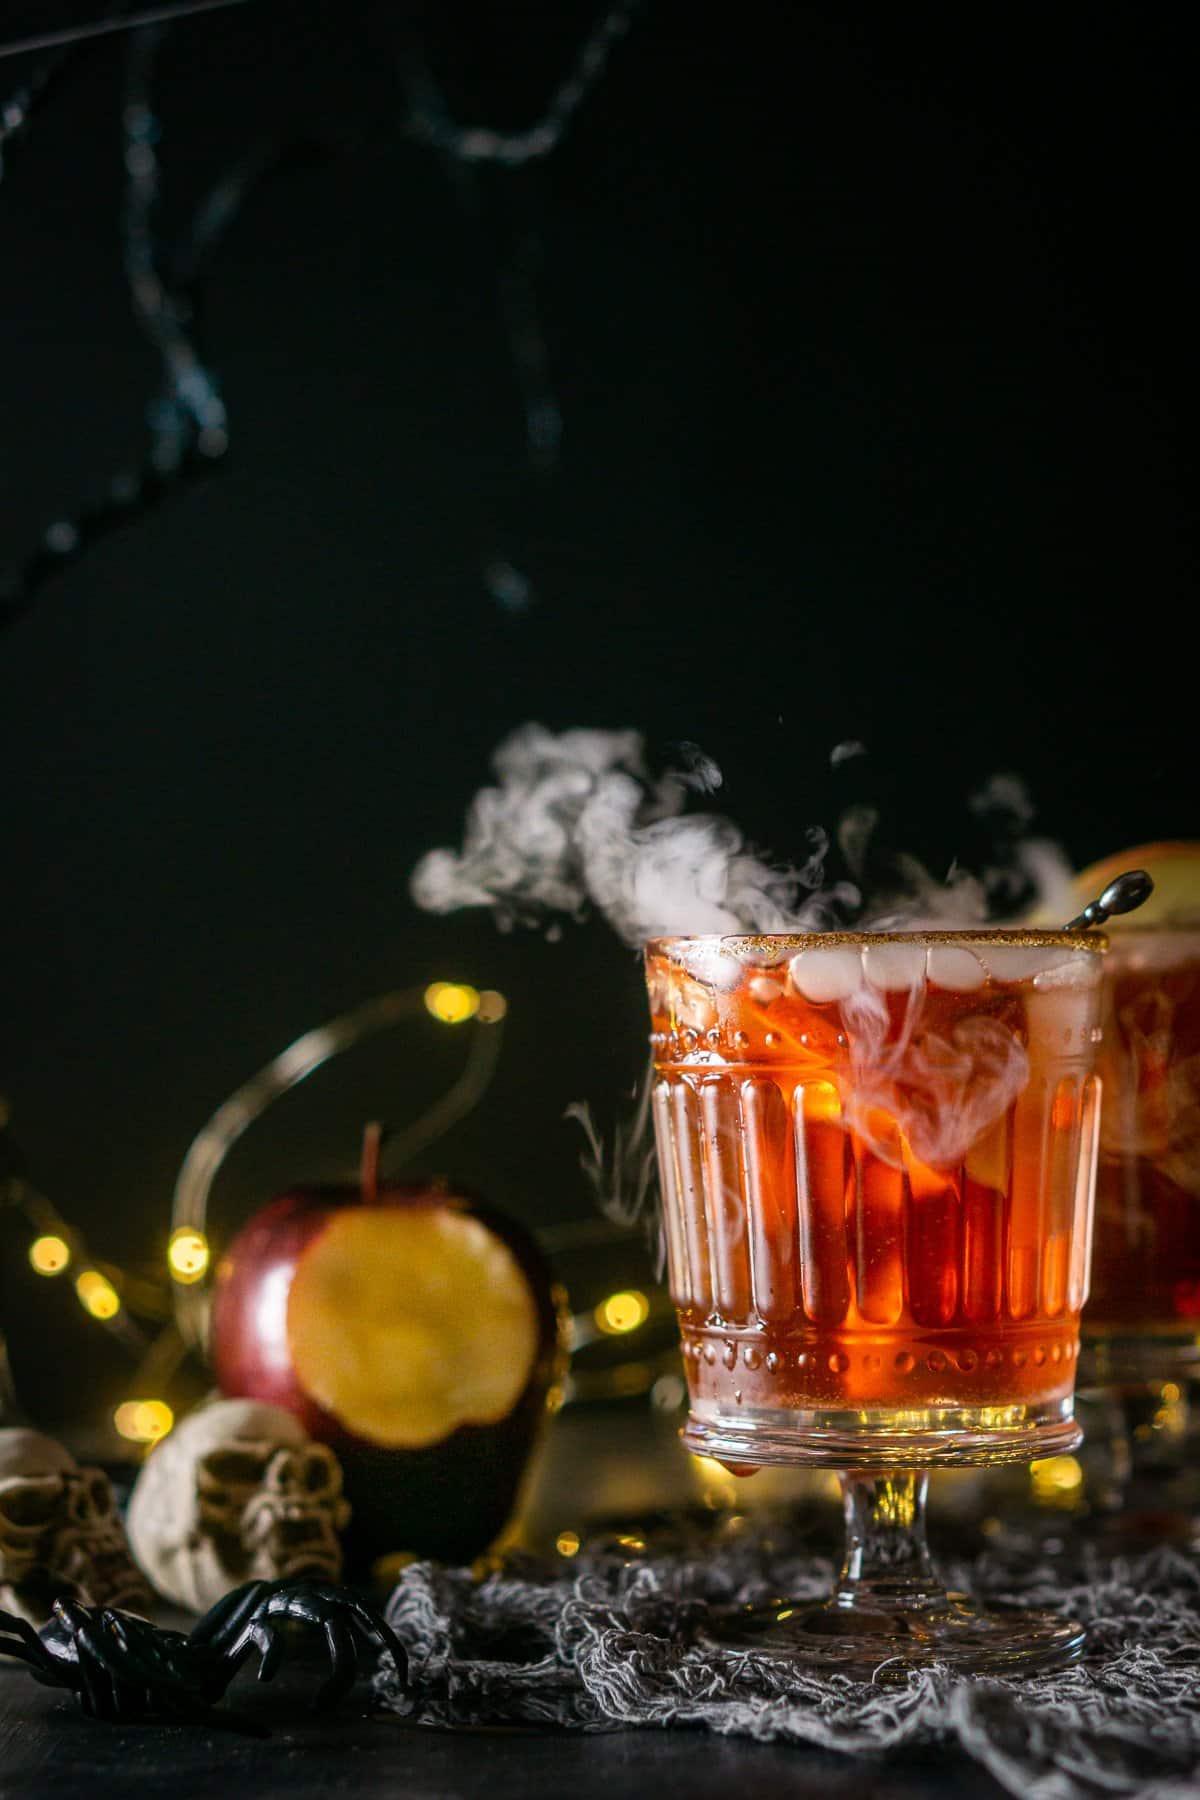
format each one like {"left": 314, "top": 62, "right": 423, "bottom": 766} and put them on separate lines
{"left": 706, "top": 1473, "right": 1085, "bottom": 1681}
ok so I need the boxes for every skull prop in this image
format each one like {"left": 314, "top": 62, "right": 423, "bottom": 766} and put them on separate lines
{"left": 126, "top": 1399, "right": 350, "bottom": 1612}
{"left": 0, "top": 1427, "right": 152, "bottom": 1625}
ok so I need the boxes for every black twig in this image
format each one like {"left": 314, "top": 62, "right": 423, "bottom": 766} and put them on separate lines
{"left": 402, "top": 0, "right": 643, "bottom": 168}
{"left": 1, "top": 24, "right": 330, "bottom": 636}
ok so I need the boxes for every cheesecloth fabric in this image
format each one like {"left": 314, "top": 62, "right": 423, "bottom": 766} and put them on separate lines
{"left": 373, "top": 1523, "right": 1200, "bottom": 1799}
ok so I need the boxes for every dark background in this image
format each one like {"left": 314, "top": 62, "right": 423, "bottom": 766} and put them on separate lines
{"left": 0, "top": 2, "right": 1193, "bottom": 1429}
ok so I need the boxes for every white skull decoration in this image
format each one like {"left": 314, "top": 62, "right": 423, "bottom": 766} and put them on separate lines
{"left": 126, "top": 1399, "right": 349, "bottom": 1613}
{"left": 0, "top": 1427, "right": 152, "bottom": 1625}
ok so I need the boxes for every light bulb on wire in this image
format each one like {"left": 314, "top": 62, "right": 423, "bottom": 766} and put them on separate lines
{"left": 29, "top": 1234, "right": 71, "bottom": 1275}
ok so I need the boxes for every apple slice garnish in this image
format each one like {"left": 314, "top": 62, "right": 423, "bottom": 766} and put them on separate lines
{"left": 285, "top": 1202, "right": 541, "bottom": 1452}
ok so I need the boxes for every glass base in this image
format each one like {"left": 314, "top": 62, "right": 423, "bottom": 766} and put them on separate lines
{"left": 704, "top": 1591, "right": 1086, "bottom": 1681}
{"left": 683, "top": 1399, "right": 1081, "bottom": 1469}
{"left": 697, "top": 1468, "right": 1086, "bottom": 1680}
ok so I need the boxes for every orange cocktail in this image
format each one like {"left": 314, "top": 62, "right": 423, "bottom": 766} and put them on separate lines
{"left": 646, "top": 930, "right": 1105, "bottom": 1467}
{"left": 1087, "top": 929, "right": 1200, "bottom": 1342}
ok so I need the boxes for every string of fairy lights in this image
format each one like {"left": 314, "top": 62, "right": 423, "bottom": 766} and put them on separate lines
{"left": 1, "top": 2, "right": 665, "bottom": 1451}
{"left": 2, "top": 978, "right": 671, "bottom": 1452}
{"left": 2, "top": 982, "right": 505, "bottom": 1442}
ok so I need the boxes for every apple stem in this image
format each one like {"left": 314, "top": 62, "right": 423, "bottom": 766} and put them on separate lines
{"left": 360, "top": 1121, "right": 384, "bottom": 1205}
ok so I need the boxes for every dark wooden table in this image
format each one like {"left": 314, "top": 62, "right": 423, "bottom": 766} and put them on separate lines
{"left": 0, "top": 1412, "right": 1020, "bottom": 1795}
{"left": 0, "top": 1660, "right": 1005, "bottom": 1799}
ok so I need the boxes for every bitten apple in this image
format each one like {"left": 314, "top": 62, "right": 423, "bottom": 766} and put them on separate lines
{"left": 211, "top": 1126, "right": 564, "bottom": 1569}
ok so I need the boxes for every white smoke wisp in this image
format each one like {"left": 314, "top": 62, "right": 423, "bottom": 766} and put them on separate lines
{"left": 1010, "top": 838, "right": 1078, "bottom": 926}
{"left": 859, "top": 854, "right": 991, "bottom": 931}
{"left": 564, "top": 1071, "right": 666, "bottom": 1271}
{"left": 854, "top": 773, "right": 1078, "bottom": 932}
{"left": 411, "top": 722, "right": 846, "bottom": 944}
{"left": 412, "top": 726, "right": 1079, "bottom": 1226}
{"left": 837, "top": 980, "right": 1031, "bottom": 1171}
{"left": 412, "top": 730, "right": 1078, "bottom": 944}
{"left": 1099, "top": 985, "right": 1200, "bottom": 1198}
{"left": 970, "top": 772, "right": 1077, "bottom": 927}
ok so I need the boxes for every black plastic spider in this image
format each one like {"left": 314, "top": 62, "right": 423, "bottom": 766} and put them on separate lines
{"left": 0, "top": 1577, "right": 406, "bottom": 1724}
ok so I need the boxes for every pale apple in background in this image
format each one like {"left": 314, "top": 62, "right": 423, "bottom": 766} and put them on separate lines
{"left": 1071, "top": 843, "right": 1200, "bottom": 929}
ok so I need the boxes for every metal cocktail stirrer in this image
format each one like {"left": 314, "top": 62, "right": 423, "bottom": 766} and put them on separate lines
{"left": 1063, "top": 869, "right": 1154, "bottom": 931}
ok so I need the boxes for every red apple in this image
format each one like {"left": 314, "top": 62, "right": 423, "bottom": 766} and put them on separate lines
{"left": 211, "top": 1125, "right": 565, "bottom": 1570}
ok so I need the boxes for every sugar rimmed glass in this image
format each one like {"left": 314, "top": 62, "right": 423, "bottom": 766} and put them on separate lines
{"left": 645, "top": 927, "right": 1106, "bottom": 1676}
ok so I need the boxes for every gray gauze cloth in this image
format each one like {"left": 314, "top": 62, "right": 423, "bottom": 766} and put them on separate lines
{"left": 372, "top": 1521, "right": 1200, "bottom": 1800}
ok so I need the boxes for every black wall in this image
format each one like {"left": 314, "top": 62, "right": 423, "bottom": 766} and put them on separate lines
{"left": 1, "top": 3, "right": 1193, "bottom": 1425}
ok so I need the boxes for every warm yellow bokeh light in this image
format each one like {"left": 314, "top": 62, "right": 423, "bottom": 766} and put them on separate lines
{"left": 167, "top": 1226, "right": 210, "bottom": 1284}
{"left": 556, "top": 1530, "right": 581, "bottom": 1558}
{"left": 595, "top": 1289, "right": 650, "bottom": 1335}
{"left": 692, "top": 1454, "right": 738, "bottom": 1510}
{"left": 75, "top": 1269, "right": 121, "bottom": 1320}
{"left": 1030, "top": 1454, "right": 1083, "bottom": 1504}
{"left": 29, "top": 1235, "right": 71, "bottom": 1276}
{"left": 476, "top": 988, "right": 508, "bottom": 1023}
{"left": 424, "top": 981, "right": 481, "bottom": 1025}
{"left": 113, "top": 1399, "right": 174, "bottom": 1443}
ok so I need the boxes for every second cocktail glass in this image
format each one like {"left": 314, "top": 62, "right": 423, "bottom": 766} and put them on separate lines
{"left": 1087, "top": 926, "right": 1200, "bottom": 1362}
{"left": 646, "top": 928, "right": 1106, "bottom": 1676}
{"left": 1078, "top": 922, "right": 1200, "bottom": 1529}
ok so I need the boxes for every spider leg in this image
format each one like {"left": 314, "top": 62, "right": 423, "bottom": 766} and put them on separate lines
{"left": 297, "top": 1590, "right": 406, "bottom": 1675}
{"left": 332, "top": 1597, "right": 407, "bottom": 1688}
{"left": 75, "top": 1641, "right": 120, "bottom": 1721}
{"left": 258, "top": 1620, "right": 289, "bottom": 1685}
{"left": 225, "top": 1617, "right": 288, "bottom": 1686}
{"left": 0, "top": 1620, "right": 45, "bottom": 1656}
{"left": 357, "top": 1611, "right": 407, "bottom": 1687}
{"left": 315, "top": 1617, "right": 358, "bottom": 1709}
{"left": 329, "top": 1592, "right": 388, "bottom": 1637}
{"left": 191, "top": 1581, "right": 271, "bottom": 1653}
{"left": 101, "top": 1613, "right": 209, "bottom": 1709}
{"left": 87, "top": 1617, "right": 171, "bottom": 1722}
{"left": 0, "top": 1613, "right": 56, "bottom": 1678}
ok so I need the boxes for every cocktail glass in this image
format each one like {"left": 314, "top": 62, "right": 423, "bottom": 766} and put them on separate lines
{"left": 1078, "top": 925, "right": 1200, "bottom": 1526}
{"left": 645, "top": 928, "right": 1105, "bottom": 1677}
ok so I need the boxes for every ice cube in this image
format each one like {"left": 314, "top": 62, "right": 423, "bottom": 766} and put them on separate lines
{"left": 926, "top": 945, "right": 987, "bottom": 991}
{"left": 1023, "top": 983, "right": 1100, "bottom": 1064}
{"left": 1032, "top": 954, "right": 1103, "bottom": 990}
{"left": 749, "top": 975, "right": 784, "bottom": 1004}
{"left": 670, "top": 974, "right": 719, "bottom": 1037}
{"left": 985, "top": 946, "right": 1065, "bottom": 983}
{"left": 788, "top": 948, "right": 864, "bottom": 1003}
{"left": 862, "top": 943, "right": 926, "bottom": 991}
{"left": 675, "top": 944, "right": 745, "bottom": 993}
{"left": 733, "top": 941, "right": 792, "bottom": 969}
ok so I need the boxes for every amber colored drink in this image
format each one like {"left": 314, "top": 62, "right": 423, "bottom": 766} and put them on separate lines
{"left": 645, "top": 931, "right": 1105, "bottom": 1466}
{"left": 1086, "top": 931, "right": 1200, "bottom": 1339}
